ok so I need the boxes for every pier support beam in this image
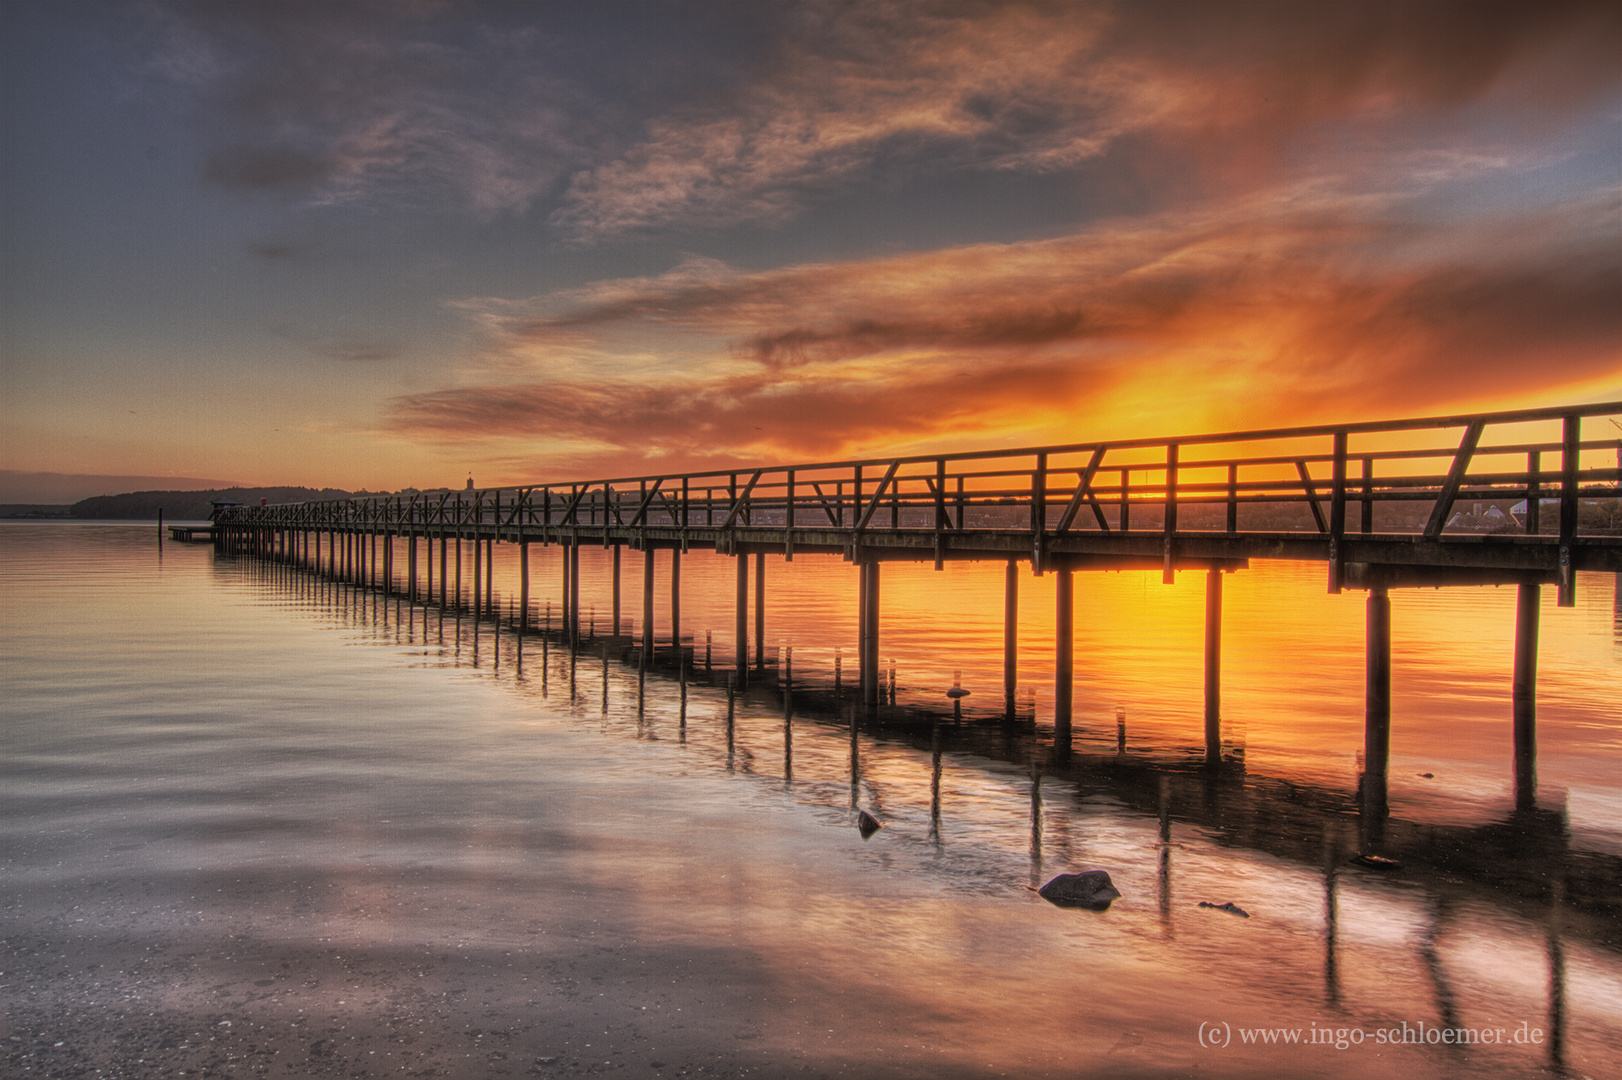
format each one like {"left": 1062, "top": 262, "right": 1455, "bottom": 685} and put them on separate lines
{"left": 560, "top": 542, "right": 571, "bottom": 637}
{"left": 643, "top": 546, "right": 655, "bottom": 666}
{"left": 735, "top": 552, "right": 749, "bottom": 687}
{"left": 1054, "top": 566, "right": 1073, "bottom": 755}
{"left": 1004, "top": 560, "right": 1018, "bottom": 721}
{"left": 519, "top": 542, "right": 529, "bottom": 634}
{"left": 1204, "top": 568, "right": 1223, "bottom": 766}
{"left": 612, "top": 545, "right": 621, "bottom": 636}
{"left": 1514, "top": 583, "right": 1540, "bottom": 809}
{"left": 1363, "top": 586, "right": 1391, "bottom": 845}
{"left": 671, "top": 548, "right": 681, "bottom": 655}
{"left": 568, "top": 542, "right": 580, "bottom": 649}
{"left": 755, "top": 551, "right": 766, "bottom": 670}
{"left": 859, "top": 559, "right": 881, "bottom": 709}
{"left": 473, "top": 533, "right": 482, "bottom": 618}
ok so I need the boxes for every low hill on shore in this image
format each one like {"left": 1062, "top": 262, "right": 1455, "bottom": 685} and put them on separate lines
{"left": 67, "top": 487, "right": 357, "bottom": 521}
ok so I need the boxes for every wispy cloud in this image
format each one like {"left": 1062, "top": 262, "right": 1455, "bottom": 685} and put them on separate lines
{"left": 144, "top": 1, "right": 596, "bottom": 214}
{"left": 550, "top": 0, "right": 1621, "bottom": 241}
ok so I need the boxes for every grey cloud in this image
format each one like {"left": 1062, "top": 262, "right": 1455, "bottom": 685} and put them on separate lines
{"left": 205, "top": 147, "right": 334, "bottom": 191}
{"left": 146, "top": 1, "right": 598, "bottom": 214}
{"left": 317, "top": 339, "right": 402, "bottom": 364}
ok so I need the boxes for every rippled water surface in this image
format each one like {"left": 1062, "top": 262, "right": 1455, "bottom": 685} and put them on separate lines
{"left": 3, "top": 523, "right": 1619, "bottom": 1079}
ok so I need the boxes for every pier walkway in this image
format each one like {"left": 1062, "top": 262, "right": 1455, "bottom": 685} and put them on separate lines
{"left": 214, "top": 401, "right": 1620, "bottom": 820}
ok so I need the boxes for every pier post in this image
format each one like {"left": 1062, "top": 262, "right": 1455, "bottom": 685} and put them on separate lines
{"left": 860, "top": 560, "right": 881, "bottom": 709}
{"left": 560, "top": 541, "right": 570, "bottom": 637}
{"left": 1514, "top": 582, "right": 1540, "bottom": 809}
{"left": 642, "top": 546, "right": 655, "bottom": 666}
{"left": 755, "top": 551, "right": 766, "bottom": 670}
{"left": 568, "top": 542, "right": 580, "bottom": 649}
{"left": 1004, "top": 560, "right": 1018, "bottom": 721}
{"left": 473, "top": 530, "right": 482, "bottom": 618}
{"left": 1558, "top": 415, "right": 1579, "bottom": 607}
{"left": 1054, "top": 566, "right": 1073, "bottom": 755}
{"left": 485, "top": 535, "right": 494, "bottom": 618}
{"left": 408, "top": 533, "right": 417, "bottom": 601}
{"left": 612, "top": 545, "right": 621, "bottom": 635}
{"left": 438, "top": 530, "right": 446, "bottom": 608}
{"left": 455, "top": 535, "right": 463, "bottom": 612}
{"left": 735, "top": 551, "right": 749, "bottom": 687}
{"left": 1363, "top": 586, "right": 1391, "bottom": 843}
{"left": 671, "top": 547, "right": 681, "bottom": 655}
{"left": 1204, "top": 568, "right": 1223, "bottom": 766}
{"left": 519, "top": 541, "right": 529, "bottom": 634}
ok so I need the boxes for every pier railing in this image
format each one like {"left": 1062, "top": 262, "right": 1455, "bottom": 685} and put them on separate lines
{"left": 219, "top": 401, "right": 1621, "bottom": 588}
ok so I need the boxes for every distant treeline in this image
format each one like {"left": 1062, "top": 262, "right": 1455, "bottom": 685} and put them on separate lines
{"left": 68, "top": 487, "right": 359, "bottom": 521}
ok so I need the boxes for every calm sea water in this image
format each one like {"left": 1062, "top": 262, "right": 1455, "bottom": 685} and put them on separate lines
{"left": 3, "top": 523, "right": 1619, "bottom": 1079}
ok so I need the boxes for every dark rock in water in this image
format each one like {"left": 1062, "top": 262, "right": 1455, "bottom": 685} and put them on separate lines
{"left": 1199, "top": 901, "right": 1250, "bottom": 918}
{"left": 1038, "top": 871, "right": 1121, "bottom": 910}
{"left": 1351, "top": 853, "right": 1402, "bottom": 870}
{"left": 1419, "top": 772, "right": 1434, "bottom": 778}
{"left": 856, "top": 809, "right": 883, "bottom": 839}
{"left": 945, "top": 687, "right": 970, "bottom": 699}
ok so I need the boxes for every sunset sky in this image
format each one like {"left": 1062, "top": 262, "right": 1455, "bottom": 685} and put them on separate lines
{"left": 3, "top": 0, "right": 1618, "bottom": 502}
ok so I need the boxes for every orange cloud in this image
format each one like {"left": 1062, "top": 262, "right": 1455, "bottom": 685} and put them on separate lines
{"left": 390, "top": 182, "right": 1619, "bottom": 479}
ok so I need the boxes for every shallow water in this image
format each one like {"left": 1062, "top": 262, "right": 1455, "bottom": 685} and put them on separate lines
{"left": 2, "top": 523, "right": 1619, "bottom": 1079}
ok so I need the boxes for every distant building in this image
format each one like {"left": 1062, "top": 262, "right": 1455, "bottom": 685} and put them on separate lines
{"left": 208, "top": 497, "right": 244, "bottom": 521}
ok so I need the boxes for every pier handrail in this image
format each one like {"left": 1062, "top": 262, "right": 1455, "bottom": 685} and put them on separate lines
{"left": 221, "top": 400, "right": 1619, "bottom": 546}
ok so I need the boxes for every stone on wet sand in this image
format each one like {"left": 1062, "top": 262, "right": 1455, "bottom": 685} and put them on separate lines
{"left": 857, "top": 809, "right": 883, "bottom": 839}
{"left": 1198, "top": 901, "right": 1250, "bottom": 918}
{"left": 1037, "top": 870, "right": 1121, "bottom": 910}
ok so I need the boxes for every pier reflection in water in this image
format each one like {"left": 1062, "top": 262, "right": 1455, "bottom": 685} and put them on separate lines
{"left": 3, "top": 524, "right": 1619, "bottom": 1078}
{"left": 275, "top": 534, "right": 1620, "bottom": 1062}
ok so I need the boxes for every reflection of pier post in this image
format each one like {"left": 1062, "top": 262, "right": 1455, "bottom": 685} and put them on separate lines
{"left": 1054, "top": 566, "right": 1073, "bottom": 756}
{"left": 1548, "top": 876, "right": 1567, "bottom": 1074}
{"left": 1157, "top": 776, "right": 1172, "bottom": 932}
{"left": 929, "top": 720, "right": 942, "bottom": 846}
{"left": 1323, "top": 828, "right": 1341, "bottom": 1005}
{"left": 1028, "top": 769, "right": 1043, "bottom": 888}
{"left": 1004, "top": 560, "right": 1018, "bottom": 721}
{"left": 1514, "top": 583, "right": 1540, "bottom": 809}
{"left": 1204, "top": 568, "right": 1223, "bottom": 766}
{"left": 1363, "top": 585, "right": 1391, "bottom": 847}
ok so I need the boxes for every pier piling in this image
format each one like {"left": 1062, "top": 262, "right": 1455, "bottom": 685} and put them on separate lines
{"left": 1514, "top": 582, "right": 1540, "bottom": 808}
{"left": 1204, "top": 568, "right": 1223, "bottom": 766}
{"left": 1054, "top": 566, "right": 1074, "bottom": 756}
{"left": 1004, "top": 560, "right": 1018, "bottom": 721}
{"left": 1363, "top": 586, "right": 1392, "bottom": 843}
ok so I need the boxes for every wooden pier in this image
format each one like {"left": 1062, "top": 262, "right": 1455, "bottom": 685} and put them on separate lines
{"left": 213, "top": 401, "right": 1621, "bottom": 834}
